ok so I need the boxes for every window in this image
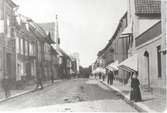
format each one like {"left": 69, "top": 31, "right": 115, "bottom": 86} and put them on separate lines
{"left": 157, "top": 46, "right": 162, "bottom": 78}
{"left": 0, "top": 49, "right": 2, "bottom": 70}
{"left": 32, "top": 43, "right": 35, "bottom": 55}
{"left": 29, "top": 43, "right": 31, "bottom": 55}
{"left": 44, "top": 43, "right": 46, "bottom": 53}
{"left": 25, "top": 40, "right": 28, "bottom": 56}
{"left": 16, "top": 38, "right": 19, "bottom": 53}
{"left": 17, "top": 63, "right": 21, "bottom": 81}
{"left": 27, "top": 42, "right": 29, "bottom": 56}
{"left": 29, "top": 43, "right": 34, "bottom": 56}
{"left": 19, "top": 38, "right": 21, "bottom": 54}
{"left": 6, "top": 15, "right": 10, "bottom": 37}
{"left": 20, "top": 38, "right": 23, "bottom": 54}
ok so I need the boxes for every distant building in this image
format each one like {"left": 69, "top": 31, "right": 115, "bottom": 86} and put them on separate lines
{"left": 38, "top": 22, "right": 56, "bottom": 80}
{"left": 72, "top": 52, "right": 80, "bottom": 74}
{"left": 97, "top": 12, "right": 130, "bottom": 83}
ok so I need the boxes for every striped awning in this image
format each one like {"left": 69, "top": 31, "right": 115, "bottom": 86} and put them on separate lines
{"left": 93, "top": 67, "right": 106, "bottom": 74}
{"left": 106, "top": 60, "right": 119, "bottom": 71}
{"left": 118, "top": 54, "right": 138, "bottom": 72}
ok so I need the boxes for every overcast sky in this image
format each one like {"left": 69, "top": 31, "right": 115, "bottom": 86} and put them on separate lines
{"left": 13, "top": 0, "right": 127, "bottom": 67}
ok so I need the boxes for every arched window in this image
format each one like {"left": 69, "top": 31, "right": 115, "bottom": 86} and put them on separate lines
{"left": 144, "top": 51, "right": 149, "bottom": 57}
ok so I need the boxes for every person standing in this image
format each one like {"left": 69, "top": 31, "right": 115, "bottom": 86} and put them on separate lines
{"left": 110, "top": 71, "right": 114, "bottom": 85}
{"left": 35, "top": 69, "right": 43, "bottom": 90}
{"left": 107, "top": 70, "right": 114, "bottom": 85}
{"left": 99, "top": 72, "right": 102, "bottom": 79}
{"left": 130, "top": 72, "right": 142, "bottom": 102}
{"left": 102, "top": 73, "right": 105, "bottom": 81}
{"left": 2, "top": 75, "right": 11, "bottom": 98}
{"left": 51, "top": 74, "right": 54, "bottom": 84}
{"left": 95, "top": 73, "right": 97, "bottom": 79}
{"left": 107, "top": 70, "right": 110, "bottom": 84}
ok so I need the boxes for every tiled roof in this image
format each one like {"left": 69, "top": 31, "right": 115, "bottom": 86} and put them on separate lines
{"left": 135, "top": 0, "right": 161, "bottom": 15}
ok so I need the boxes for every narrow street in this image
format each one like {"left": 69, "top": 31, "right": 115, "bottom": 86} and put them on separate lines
{"left": 0, "top": 78, "right": 137, "bottom": 112}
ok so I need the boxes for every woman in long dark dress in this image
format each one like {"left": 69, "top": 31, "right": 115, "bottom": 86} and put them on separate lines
{"left": 130, "top": 72, "right": 142, "bottom": 102}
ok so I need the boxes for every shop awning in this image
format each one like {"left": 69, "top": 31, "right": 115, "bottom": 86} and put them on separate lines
{"left": 106, "top": 60, "right": 119, "bottom": 71}
{"left": 93, "top": 67, "right": 106, "bottom": 74}
{"left": 118, "top": 54, "right": 138, "bottom": 72}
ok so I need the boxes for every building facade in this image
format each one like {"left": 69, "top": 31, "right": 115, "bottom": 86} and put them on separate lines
{"left": 0, "top": 0, "right": 17, "bottom": 89}
{"left": 97, "top": 12, "right": 130, "bottom": 83}
{"left": 50, "top": 46, "right": 59, "bottom": 79}
{"left": 135, "top": 21, "right": 164, "bottom": 89}
{"left": 121, "top": 0, "right": 166, "bottom": 91}
{"left": 71, "top": 52, "right": 80, "bottom": 74}
{"left": 161, "top": 0, "right": 167, "bottom": 87}
{"left": 39, "top": 22, "right": 56, "bottom": 80}
{"left": 28, "top": 20, "right": 50, "bottom": 81}
{"left": 15, "top": 15, "right": 36, "bottom": 87}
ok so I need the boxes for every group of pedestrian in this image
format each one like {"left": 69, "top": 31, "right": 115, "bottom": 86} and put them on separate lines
{"left": 95, "top": 68, "right": 142, "bottom": 102}
{"left": 106, "top": 69, "right": 114, "bottom": 85}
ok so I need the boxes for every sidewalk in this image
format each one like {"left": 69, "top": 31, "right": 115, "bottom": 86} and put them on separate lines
{"left": 0, "top": 80, "right": 61, "bottom": 103}
{"left": 98, "top": 78, "right": 166, "bottom": 113}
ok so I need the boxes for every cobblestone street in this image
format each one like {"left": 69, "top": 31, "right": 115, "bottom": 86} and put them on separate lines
{"left": 0, "top": 78, "right": 137, "bottom": 112}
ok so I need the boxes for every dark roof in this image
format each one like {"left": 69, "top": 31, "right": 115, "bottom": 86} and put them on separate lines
{"left": 135, "top": 0, "right": 161, "bottom": 16}
{"left": 51, "top": 47, "right": 58, "bottom": 55}
{"left": 45, "top": 32, "right": 55, "bottom": 44}
{"left": 58, "top": 48, "right": 71, "bottom": 60}
{"left": 8, "top": 0, "right": 18, "bottom": 8}
{"left": 97, "top": 12, "right": 127, "bottom": 57}
{"left": 38, "top": 23, "right": 55, "bottom": 42}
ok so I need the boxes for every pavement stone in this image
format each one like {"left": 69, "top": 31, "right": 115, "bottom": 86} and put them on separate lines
{"left": 98, "top": 78, "right": 166, "bottom": 113}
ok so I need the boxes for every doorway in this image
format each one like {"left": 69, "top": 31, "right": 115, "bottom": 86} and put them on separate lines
{"left": 157, "top": 46, "right": 162, "bottom": 78}
{"left": 144, "top": 51, "right": 150, "bottom": 89}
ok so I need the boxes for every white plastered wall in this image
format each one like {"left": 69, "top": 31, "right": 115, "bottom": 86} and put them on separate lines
{"left": 136, "top": 36, "right": 165, "bottom": 88}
